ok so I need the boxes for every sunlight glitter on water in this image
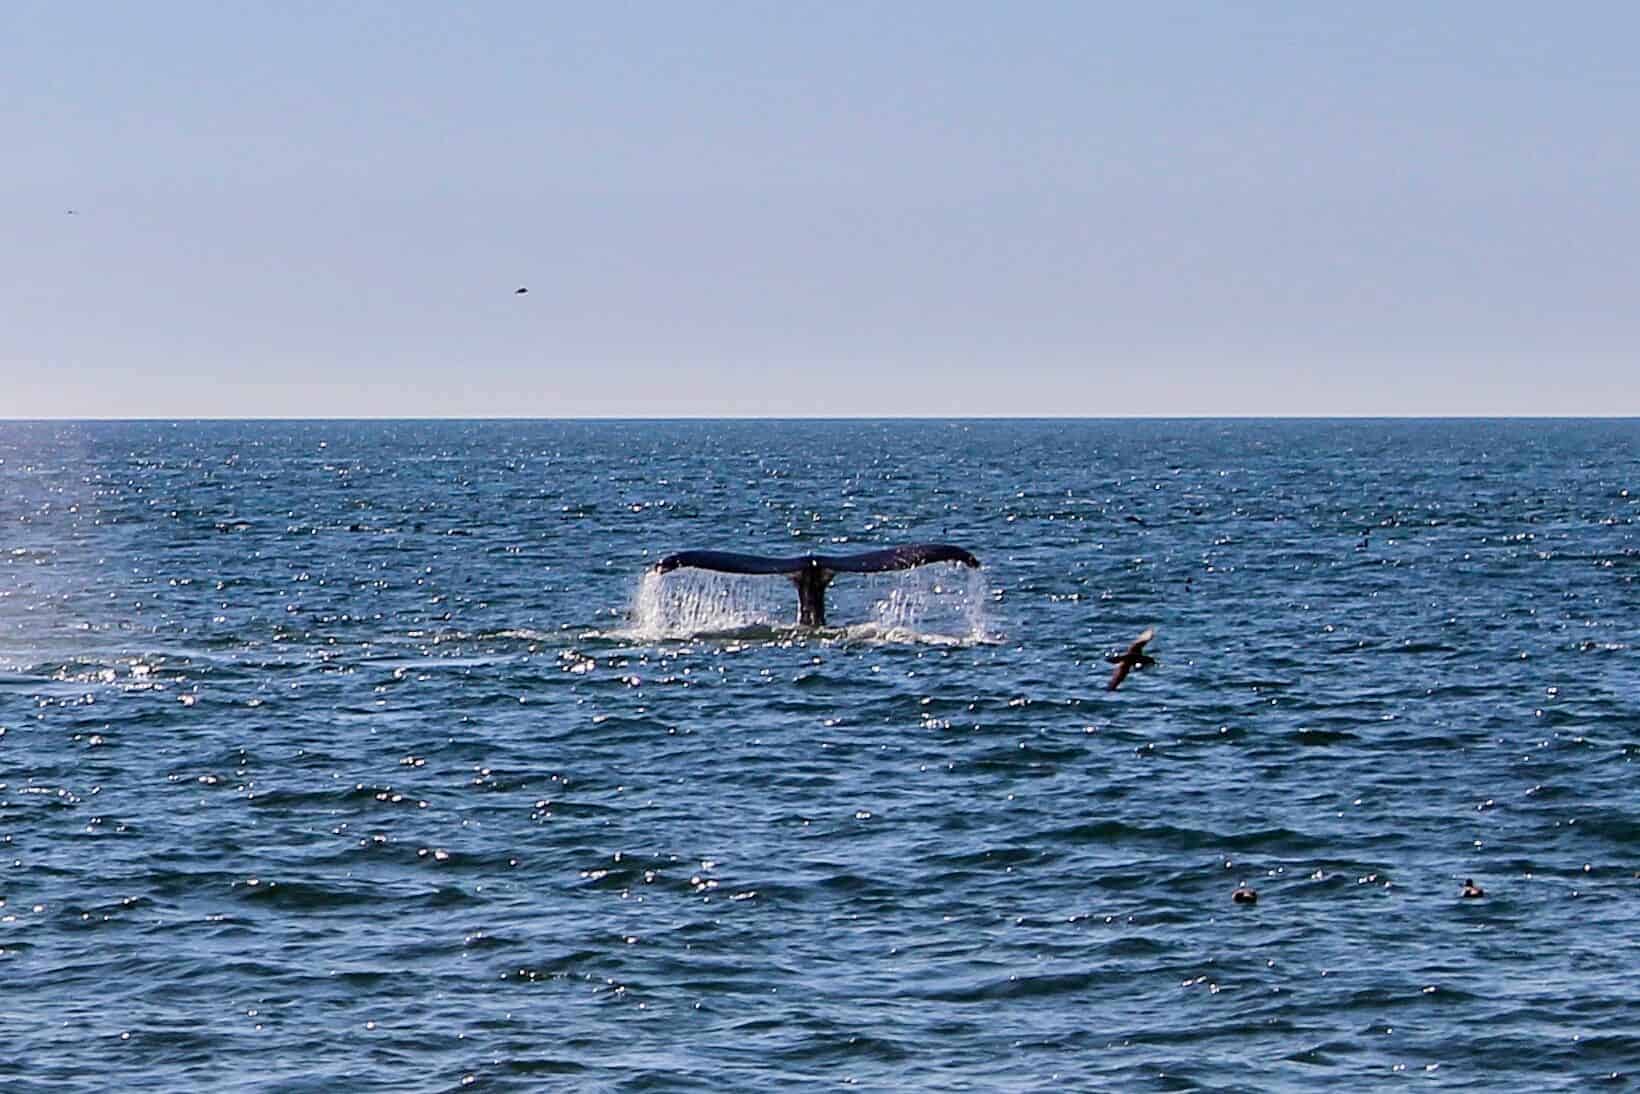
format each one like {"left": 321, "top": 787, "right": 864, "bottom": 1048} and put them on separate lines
{"left": 3, "top": 419, "right": 1636, "bottom": 1092}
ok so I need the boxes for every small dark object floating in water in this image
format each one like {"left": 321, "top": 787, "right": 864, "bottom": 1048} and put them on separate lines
{"left": 1106, "top": 628, "right": 1156, "bottom": 691}
{"left": 1232, "top": 885, "right": 1258, "bottom": 905}
{"left": 1461, "top": 878, "right": 1485, "bottom": 899}
{"left": 654, "top": 544, "right": 979, "bottom": 627}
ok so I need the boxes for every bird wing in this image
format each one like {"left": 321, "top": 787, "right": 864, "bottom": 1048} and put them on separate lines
{"left": 1125, "top": 628, "right": 1155, "bottom": 658}
{"left": 1108, "top": 659, "right": 1133, "bottom": 691}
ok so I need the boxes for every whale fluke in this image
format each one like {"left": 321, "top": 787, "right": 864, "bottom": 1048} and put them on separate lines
{"left": 654, "top": 544, "right": 978, "bottom": 576}
{"left": 654, "top": 544, "right": 979, "bottom": 627}
{"left": 1105, "top": 627, "right": 1156, "bottom": 691}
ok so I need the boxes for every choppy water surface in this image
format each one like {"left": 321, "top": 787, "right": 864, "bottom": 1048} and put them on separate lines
{"left": 2, "top": 419, "right": 1637, "bottom": 1091}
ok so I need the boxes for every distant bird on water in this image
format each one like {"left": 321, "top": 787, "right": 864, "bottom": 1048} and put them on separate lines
{"left": 1461, "top": 878, "right": 1485, "bottom": 899}
{"left": 1106, "top": 627, "right": 1156, "bottom": 691}
{"left": 514, "top": 286, "right": 529, "bottom": 295}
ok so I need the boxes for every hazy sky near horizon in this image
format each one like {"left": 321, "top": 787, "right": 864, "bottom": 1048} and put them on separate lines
{"left": 4, "top": 2, "right": 1638, "bottom": 417}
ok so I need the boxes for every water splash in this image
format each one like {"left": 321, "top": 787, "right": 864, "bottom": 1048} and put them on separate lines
{"left": 626, "top": 568, "right": 788, "bottom": 639}
{"left": 626, "top": 563, "right": 995, "bottom": 643}
{"left": 859, "top": 561, "right": 995, "bottom": 643}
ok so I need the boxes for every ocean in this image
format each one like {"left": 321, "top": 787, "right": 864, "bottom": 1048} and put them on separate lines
{"left": 1, "top": 419, "right": 1636, "bottom": 1090}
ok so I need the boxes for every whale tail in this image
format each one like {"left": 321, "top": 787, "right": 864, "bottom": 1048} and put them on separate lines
{"left": 654, "top": 544, "right": 980, "bottom": 627}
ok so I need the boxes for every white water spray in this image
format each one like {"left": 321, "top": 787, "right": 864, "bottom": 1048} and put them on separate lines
{"left": 627, "top": 567, "right": 786, "bottom": 639}
{"left": 626, "top": 562, "right": 996, "bottom": 643}
{"left": 856, "top": 561, "right": 994, "bottom": 642}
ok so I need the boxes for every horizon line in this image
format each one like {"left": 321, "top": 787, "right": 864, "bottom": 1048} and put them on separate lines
{"left": 3, "top": 413, "right": 1639, "bottom": 424}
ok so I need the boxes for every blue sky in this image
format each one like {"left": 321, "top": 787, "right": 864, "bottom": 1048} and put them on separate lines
{"left": 4, "top": 2, "right": 1637, "bottom": 417}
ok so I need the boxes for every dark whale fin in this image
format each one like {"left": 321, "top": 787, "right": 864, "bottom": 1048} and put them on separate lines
{"left": 812, "top": 544, "right": 980, "bottom": 573}
{"left": 653, "top": 544, "right": 979, "bottom": 626}
{"left": 654, "top": 550, "right": 810, "bottom": 576}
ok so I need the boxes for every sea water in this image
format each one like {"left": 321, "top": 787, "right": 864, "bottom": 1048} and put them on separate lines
{"left": 1, "top": 419, "right": 1636, "bottom": 1090}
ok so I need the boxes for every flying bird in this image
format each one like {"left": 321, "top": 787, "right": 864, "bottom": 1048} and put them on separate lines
{"left": 1105, "top": 627, "right": 1156, "bottom": 691}
{"left": 514, "top": 286, "right": 529, "bottom": 294}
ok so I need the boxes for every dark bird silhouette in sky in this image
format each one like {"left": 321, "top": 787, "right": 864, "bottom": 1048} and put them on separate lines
{"left": 1106, "top": 627, "right": 1156, "bottom": 691}
{"left": 514, "top": 286, "right": 529, "bottom": 294}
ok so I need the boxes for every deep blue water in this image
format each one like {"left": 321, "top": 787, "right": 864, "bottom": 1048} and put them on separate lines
{"left": 2, "top": 419, "right": 1637, "bottom": 1091}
